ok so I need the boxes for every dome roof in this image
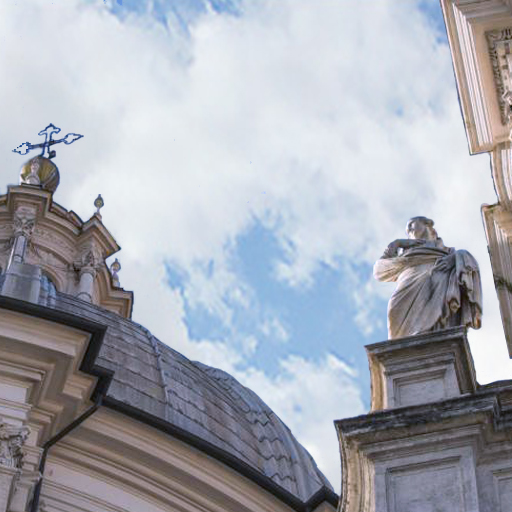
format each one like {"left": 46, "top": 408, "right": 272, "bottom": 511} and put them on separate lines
{"left": 46, "top": 292, "right": 336, "bottom": 508}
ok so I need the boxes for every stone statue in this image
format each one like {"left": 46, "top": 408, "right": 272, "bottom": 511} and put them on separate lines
{"left": 374, "top": 216, "right": 482, "bottom": 339}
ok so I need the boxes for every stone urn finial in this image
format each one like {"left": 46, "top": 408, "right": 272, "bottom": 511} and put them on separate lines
{"left": 110, "top": 258, "right": 121, "bottom": 287}
{"left": 94, "top": 194, "right": 104, "bottom": 218}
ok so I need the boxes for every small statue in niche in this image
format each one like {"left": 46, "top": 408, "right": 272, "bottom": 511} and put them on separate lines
{"left": 374, "top": 216, "right": 482, "bottom": 339}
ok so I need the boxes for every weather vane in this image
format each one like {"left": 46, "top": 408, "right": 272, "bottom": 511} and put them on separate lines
{"left": 12, "top": 124, "right": 83, "bottom": 159}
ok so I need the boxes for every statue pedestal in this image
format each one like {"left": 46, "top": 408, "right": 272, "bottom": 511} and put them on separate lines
{"left": 335, "top": 327, "right": 512, "bottom": 512}
{"left": 366, "top": 327, "right": 477, "bottom": 411}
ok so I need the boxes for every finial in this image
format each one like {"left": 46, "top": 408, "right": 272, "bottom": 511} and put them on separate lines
{"left": 94, "top": 194, "right": 104, "bottom": 218}
{"left": 12, "top": 123, "right": 83, "bottom": 159}
{"left": 110, "top": 258, "right": 121, "bottom": 287}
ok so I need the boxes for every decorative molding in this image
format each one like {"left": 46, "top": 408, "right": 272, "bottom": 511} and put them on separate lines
{"left": 486, "top": 28, "right": 512, "bottom": 128}
{"left": 492, "top": 467, "right": 512, "bottom": 512}
{"left": 386, "top": 457, "right": 465, "bottom": 512}
{"left": 481, "top": 203, "right": 512, "bottom": 357}
{"left": 491, "top": 143, "right": 512, "bottom": 208}
{"left": 441, "top": 0, "right": 512, "bottom": 152}
{"left": 34, "top": 226, "right": 75, "bottom": 260}
{"left": 487, "top": 28, "right": 512, "bottom": 125}
{"left": 445, "top": 0, "right": 495, "bottom": 152}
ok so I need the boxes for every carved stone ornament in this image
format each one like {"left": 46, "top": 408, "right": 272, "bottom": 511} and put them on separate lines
{"left": 13, "top": 206, "right": 37, "bottom": 239}
{"left": 34, "top": 226, "right": 75, "bottom": 259}
{"left": 486, "top": 28, "right": 512, "bottom": 127}
{"left": 75, "top": 245, "right": 102, "bottom": 278}
{"left": 374, "top": 216, "right": 483, "bottom": 339}
{"left": 0, "top": 422, "right": 29, "bottom": 469}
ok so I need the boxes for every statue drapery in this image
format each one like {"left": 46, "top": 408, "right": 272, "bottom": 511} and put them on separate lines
{"left": 374, "top": 218, "right": 482, "bottom": 339}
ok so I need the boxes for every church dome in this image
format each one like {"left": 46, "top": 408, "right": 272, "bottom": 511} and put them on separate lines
{"left": 50, "top": 291, "right": 337, "bottom": 508}
{"left": 20, "top": 156, "right": 60, "bottom": 193}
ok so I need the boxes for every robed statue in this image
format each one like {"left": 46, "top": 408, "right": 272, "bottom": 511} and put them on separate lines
{"left": 374, "top": 216, "right": 482, "bottom": 339}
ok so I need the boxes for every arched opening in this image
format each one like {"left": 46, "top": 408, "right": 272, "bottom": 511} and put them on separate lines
{"left": 39, "top": 272, "right": 57, "bottom": 306}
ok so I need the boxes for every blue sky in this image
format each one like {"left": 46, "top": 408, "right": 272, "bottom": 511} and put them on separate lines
{"left": 2, "top": 0, "right": 510, "bottom": 492}
{"left": 168, "top": 221, "right": 374, "bottom": 389}
{"left": 101, "top": 0, "right": 448, "bottom": 405}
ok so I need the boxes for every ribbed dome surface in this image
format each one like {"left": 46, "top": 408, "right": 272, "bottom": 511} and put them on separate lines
{"left": 47, "top": 292, "right": 334, "bottom": 504}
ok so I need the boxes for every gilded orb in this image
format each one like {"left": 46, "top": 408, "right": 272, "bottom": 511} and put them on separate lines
{"left": 20, "top": 156, "right": 60, "bottom": 193}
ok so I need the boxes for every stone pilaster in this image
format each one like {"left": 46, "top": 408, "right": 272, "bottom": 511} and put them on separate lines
{"left": 1, "top": 205, "right": 41, "bottom": 304}
{"left": 9, "top": 205, "right": 36, "bottom": 266}
{"left": 75, "top": 247, "right": 101, "bottom": 303}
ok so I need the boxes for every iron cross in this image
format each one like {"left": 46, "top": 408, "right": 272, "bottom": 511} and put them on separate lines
{"left": 12, "top": 124, "right": 83, "bottom": 159}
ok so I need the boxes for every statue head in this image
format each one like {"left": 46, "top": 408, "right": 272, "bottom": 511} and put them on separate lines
{"left": 406, "top": 216, "right": 438, "bottom": 241}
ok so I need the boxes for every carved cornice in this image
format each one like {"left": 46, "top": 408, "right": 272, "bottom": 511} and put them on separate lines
{"left": 441, "top": 0, "right": 512, "bottom": 152}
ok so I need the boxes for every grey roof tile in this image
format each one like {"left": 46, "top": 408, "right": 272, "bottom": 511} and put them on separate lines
{"left": 45, "top": 292, "right": 333, "bottom": 502}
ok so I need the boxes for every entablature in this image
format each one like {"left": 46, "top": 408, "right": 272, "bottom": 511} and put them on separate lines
{"left": 442, "top": 0, "right": 512, "bottom": 153}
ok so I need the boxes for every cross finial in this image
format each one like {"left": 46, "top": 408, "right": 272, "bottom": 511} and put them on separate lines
{"left": 12, "top": 123, "right": 83, "bottom": 159}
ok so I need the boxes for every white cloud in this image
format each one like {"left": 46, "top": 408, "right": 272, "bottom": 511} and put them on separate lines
{"left": 2, "top": 0, "right": 511, "bottom": 491}
{"left": 260, "top": 315, "right": 289, "bottom": 343}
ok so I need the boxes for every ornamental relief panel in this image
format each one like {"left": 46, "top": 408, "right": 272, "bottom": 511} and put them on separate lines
{"left": 487, "top": 28, "right": 512, "bottom": 126}
{"left": 32, "top": 226, "right": 75, "bottom": 261}
{"left": 27, "top": 243, "right": 70, "bottom": 271}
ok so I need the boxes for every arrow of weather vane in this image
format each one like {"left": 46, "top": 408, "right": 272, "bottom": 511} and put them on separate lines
{"left": 12, "top": 124, "right": 83, "bottom": 159}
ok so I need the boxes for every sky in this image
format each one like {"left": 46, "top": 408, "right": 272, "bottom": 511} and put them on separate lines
{"left": 2, "top": 0, "right": 511, "bottom": 494}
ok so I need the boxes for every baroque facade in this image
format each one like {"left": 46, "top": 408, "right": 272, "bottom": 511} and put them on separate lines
{"left": 0, "top": 155, "right": 337, "bottom": 512}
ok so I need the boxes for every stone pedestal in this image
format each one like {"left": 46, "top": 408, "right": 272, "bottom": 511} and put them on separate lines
{"left": 336, "top": 327, "right": 512, "bottom": 512}
{"left": 366, "top": 327, "right": 477, "bottom": 411}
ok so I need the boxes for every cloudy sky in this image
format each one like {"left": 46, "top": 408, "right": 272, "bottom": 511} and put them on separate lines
{"left": 2, "top": 0, "right": 511, "bottom": 493}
